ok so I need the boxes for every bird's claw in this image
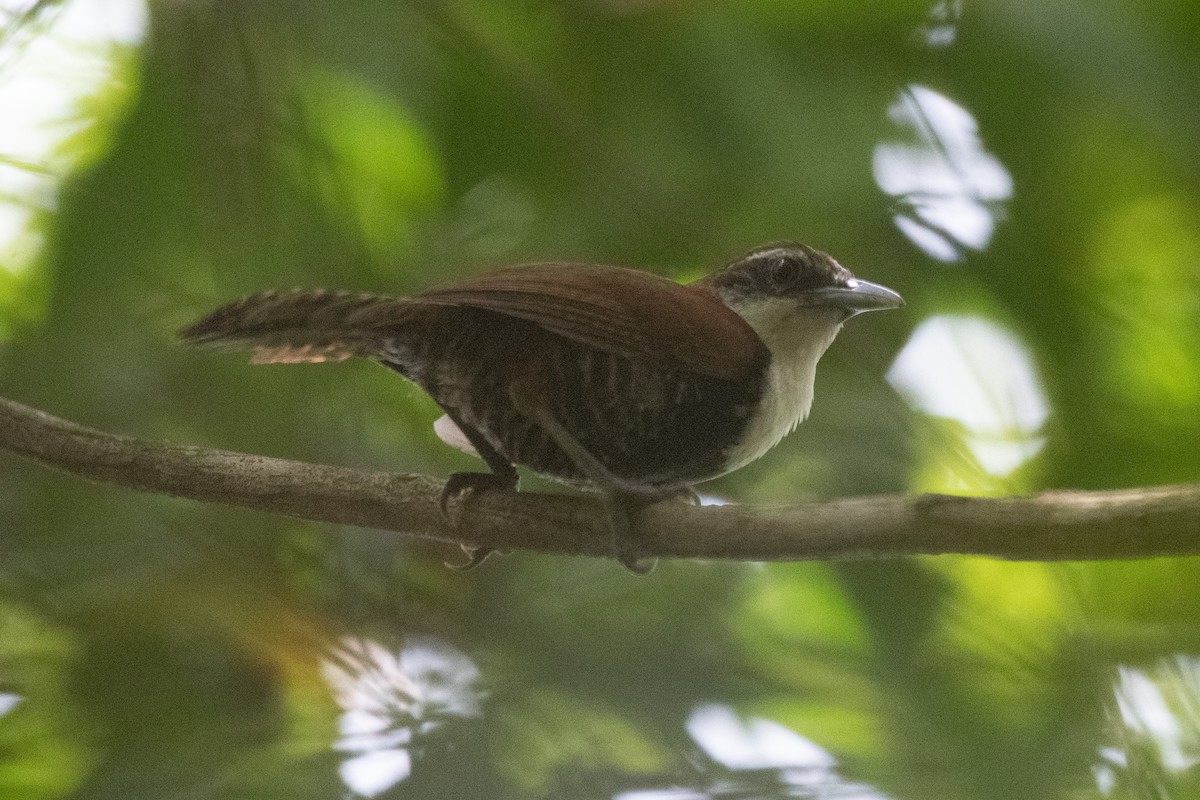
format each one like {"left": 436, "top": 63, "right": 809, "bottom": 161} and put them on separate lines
{"left": 439, "top": 472, "right": 517, "bottom": 572}
{"left": 617, "top": 548, "right": 657, "bottom": 575}
{"left": 444, "top": 544, "right": 497, "bottom": 571}
{"left": 602, "top": 492, "right": 660, "bottom": 575}
{"left": 668, "top": 487, "right": 702, "bottom": 507}
{"left": 439, "top": 471, "right": 517, "bottom": 516}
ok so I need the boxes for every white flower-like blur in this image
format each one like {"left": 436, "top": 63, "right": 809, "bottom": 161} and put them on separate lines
{"left": 322, "top": 636, "right": 482, "bottom": 797}
{"left": 615, "top": 704, "right": 890, "bottom": 800}
{"left": 1096, "top": 657, "right": 1200, "bottom": 796}
{"left": 874, "top": 84, "right": 1013, "bottom": 263}
{"left": 0, "top": 693, "right": 21, "bottom": 716}
{"left": 888, "top": 315, "right": 1049, "bottom": 479}
{"left": 914, "top": 0, "right": 963, "bottom": 48}
{"left": 0, "top": 0, "right": 146, "bottom": 278}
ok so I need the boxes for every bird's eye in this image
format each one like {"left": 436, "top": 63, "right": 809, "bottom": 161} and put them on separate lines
{"left": 769, "top": 257, "right": 800, "bottom": 288}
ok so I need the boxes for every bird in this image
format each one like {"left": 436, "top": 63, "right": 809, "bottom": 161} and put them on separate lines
{"left": 180, "top": 243, "right": 902, "bottom": 572}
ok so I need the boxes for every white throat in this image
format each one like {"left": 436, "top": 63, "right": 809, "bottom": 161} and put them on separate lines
{"left": 720, "top": 297, "right": 843, "bottom": 474}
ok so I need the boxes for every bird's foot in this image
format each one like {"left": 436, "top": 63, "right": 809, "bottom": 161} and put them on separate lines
{"left": 439, "top": 471, "right": 518, "bottom": 571}
{"left": 606, "top": 488, "right": 701, "bottom": 572}
{"left": 663, "top": 486, "right": 701, "bottom": 506}
{"left": 444, "top": 543, "right": 501, "bottom": 571}
{"left": 618, "top": 549, "right": 656, "bottom": 575}
{"left": 439, "top": 471, "right": 518, "bottom": 515}
{"left": 603, "top": 492, "right": 658, "bottom": 575}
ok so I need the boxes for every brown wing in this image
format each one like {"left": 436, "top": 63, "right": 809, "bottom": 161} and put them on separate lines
{"left": 417, "top": 263, "right": 767, "bottom": 380}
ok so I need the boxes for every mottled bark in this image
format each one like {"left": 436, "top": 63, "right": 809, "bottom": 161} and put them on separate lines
{"left": 3, "top": 395, "right": 1198, "bottom": 563}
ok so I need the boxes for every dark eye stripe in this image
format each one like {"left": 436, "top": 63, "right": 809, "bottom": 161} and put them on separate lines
{"left": 709, "top": 244, "right": 855, "bottom": 298}
{"left": 755, "top": 256, "right": 839, "bottom": 292}
{"left": 770, "top": 257, "right": 800, "bottom": 287}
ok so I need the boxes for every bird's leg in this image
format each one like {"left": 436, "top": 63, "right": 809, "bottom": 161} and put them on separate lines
{"left": 509, "top": 389, "right": 660, "bottom": 574}
{"left": 435, "top": 405, "right": 518, "bottom": 570}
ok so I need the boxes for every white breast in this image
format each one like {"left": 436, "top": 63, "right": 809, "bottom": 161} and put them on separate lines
{"left": 719, "top": 298, "right": 844, "bottom": 474}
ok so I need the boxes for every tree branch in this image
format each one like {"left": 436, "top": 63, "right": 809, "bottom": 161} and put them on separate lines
{"left": 3, "top": 394, "right": 1199, "bottom": 562}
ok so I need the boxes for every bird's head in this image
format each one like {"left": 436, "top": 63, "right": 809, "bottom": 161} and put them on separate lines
{"left": 699, "top": 243, "right": 903, "bottom": 360}
{"left": 704, "top": 243, "right": 902, "bottom": 319}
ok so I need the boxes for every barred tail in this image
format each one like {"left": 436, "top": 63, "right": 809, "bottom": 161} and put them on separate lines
{"left": 179, "top": 289, "right": 417, "bottom": 364}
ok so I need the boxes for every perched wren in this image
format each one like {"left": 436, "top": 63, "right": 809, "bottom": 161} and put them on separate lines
{"left": 181, "top": 243, "right": 902, "bottom": 571}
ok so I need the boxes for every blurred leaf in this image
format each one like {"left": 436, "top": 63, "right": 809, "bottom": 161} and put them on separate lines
{"left": 0, "top": 600, "right": 89, "bottom": 799}
{"left": 291, "top": 69, "right": 445, "bottom": 265}
{"left": 491, "top": 687, "right": 672, "bottom": 794}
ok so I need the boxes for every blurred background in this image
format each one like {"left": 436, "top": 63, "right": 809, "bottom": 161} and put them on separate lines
{"left": 2, "top": 0, "right": 1199, "bottom": 797}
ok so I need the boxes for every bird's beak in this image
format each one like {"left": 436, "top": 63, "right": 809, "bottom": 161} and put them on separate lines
{"left": 808, "top": 279, "right": 903, "bottom": 317}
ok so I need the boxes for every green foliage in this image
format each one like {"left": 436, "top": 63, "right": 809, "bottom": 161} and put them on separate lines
{"left": 0, "top": 603, "right": 89, "bottom": 800}
{"left": 290, "top": 70, "right": 446, "bottom": 263}
{"left": 2, "top": 1, "right": 1199, "bottom": 798}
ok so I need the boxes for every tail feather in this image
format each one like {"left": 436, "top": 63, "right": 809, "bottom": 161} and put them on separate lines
{"left": 179, "top": 289, "right": 416, "bottom": 364}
